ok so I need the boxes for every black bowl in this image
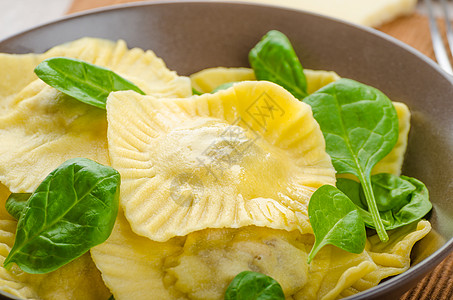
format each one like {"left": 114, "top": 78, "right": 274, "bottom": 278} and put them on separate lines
{"left": 0, "top": 1, "right": 452, "bottom": 299}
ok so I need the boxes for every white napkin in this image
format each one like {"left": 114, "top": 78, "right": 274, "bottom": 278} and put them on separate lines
{"left": 0, "top": 0, "right": 71, "bottom": 41}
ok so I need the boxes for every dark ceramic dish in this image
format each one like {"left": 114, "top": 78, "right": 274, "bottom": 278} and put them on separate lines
{"left": 0, "top": 1, "right": 452, "bottom": 299}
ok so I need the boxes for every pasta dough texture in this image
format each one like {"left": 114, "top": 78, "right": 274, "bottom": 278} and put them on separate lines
{"left": 0, "top": 38, "right": 191, "bottom": 193}
{"left": 106, "top": 81, "right": 336, "bottom": 242}
{"left": 189, "top": 67, "right": 341, "bottom": 94}
{"left": 190, "top": 67, "right": 411, "bottom": 177}
{"left": 90, "top": 209, "right": 430, "bottom": 300}
{"left": 373, "top": 102, "right": 411, "bottom": 176}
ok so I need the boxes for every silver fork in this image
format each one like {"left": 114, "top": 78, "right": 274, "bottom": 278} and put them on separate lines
{"left": 425, "top": 0, "right": 453, "bottom": 74}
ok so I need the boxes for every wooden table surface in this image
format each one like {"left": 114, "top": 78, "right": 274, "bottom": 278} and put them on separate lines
{"left": 66, "top": 1, "right": 453, "bottom": 299}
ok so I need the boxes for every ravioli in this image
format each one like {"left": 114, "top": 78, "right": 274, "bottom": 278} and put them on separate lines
{"left": 0, "top": 38, "right": 191, "bottom": 193}
{"left": 107, "top": 81, "right": 336, "bottom": 242}
{"left": 0, "top": 220, "right": 38, "bottom": 299}
{"left": 90, "top": 209, "right": 184, "bottom": 300}
{"left": 303, "top": 69, "right": 341, "bottom": 94}
{"left": 0, "top": 182, "right": 111, "bottom": 300}
{"left": 50, "top": 38, "right": 192, "bottom": 98}
{"left": 189, "top": 67, "right": 340, "bottom": 94}
{"left": 373, "top": 101, "right": 411, "bottom": 176}
{"left": 0, "top": 184, "right": 13, "bottom": 222}
{"left": 296, "top": 220, "right": 431, "bottom": 300}
{"left": 171, "top": 221, "right": 430, "bottom": 300}
{"left": 165, "top": 226, "right": 311, "bottom": 300}
{"left": 0, "top": 38, "right": 191, "bottom": 105}
{"left": 91, "top": 210, "right": 430, "bottom": 300}
{"left": 190, "top": 67, "right": 256, "bottom": 93}
{"left": 189, "top": 66, "right": 410, "bottom": 176}
{"left": 0, "top": 219, "right": 111, "bottom": 300}
{"left": 0, "top": 81, "right": 109, "bottom": 193}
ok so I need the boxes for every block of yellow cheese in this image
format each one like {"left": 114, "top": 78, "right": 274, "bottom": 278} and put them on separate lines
{"left": 228, "top": 0, "right": 417, "bottom": 27}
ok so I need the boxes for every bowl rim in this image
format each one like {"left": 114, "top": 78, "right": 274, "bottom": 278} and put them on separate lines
{"left": 0, "top": 1, "right": 452, "bottom": 299}
{"left": 1, "top": 0, "right": 453, "bottom": 83}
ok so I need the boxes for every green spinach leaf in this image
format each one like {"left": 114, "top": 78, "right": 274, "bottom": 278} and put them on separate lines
{"left": 212, "top": 81, "right": 237, "bottom": 93}
{"left": 307, "top": 185, "right": 366, "bottom": 263}
{"left": 192, "top": 87, "right": 203, "bottom": 95}
{"left": 5, "top": 193, "right": 31, "bottom": 220}
{"left": 303, "top": 78, "right": 399, "bottom": 242}
{"left": 3, "top": 158, "right": 120, "bottom": 274}
{"left": 337, "top": 174, "right": 431, "bottom": 230}
{"left": 249, "top": 30, "right": 307, "bottom": 99}
{"left": 34, "top": 57, "right": 145, "bottom": 109}
{"left": 225, "top": 271, "right": 285, "bottom": 300}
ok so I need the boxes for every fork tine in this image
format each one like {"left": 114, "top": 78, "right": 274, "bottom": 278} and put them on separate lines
{"left": 440, "top": 0, "right": 453, "bottom": 57}
{"left": 425, "top": 0, "right": 453, "bottom": 74}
